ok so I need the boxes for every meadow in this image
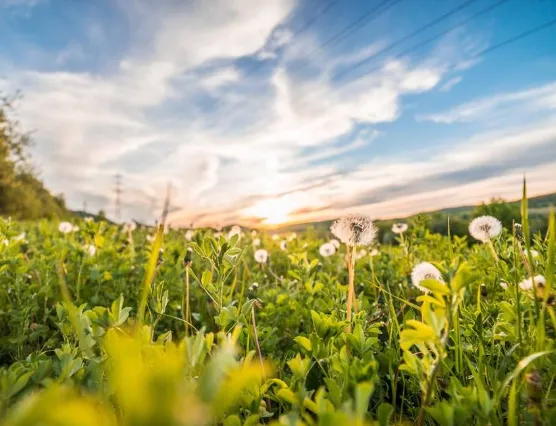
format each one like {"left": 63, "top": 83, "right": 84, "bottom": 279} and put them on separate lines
{"left": 0, "top": 188, "right": 554, "bottom": 426}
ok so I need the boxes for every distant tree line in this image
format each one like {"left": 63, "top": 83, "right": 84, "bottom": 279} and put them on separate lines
{"left": 377, "top": 197, "right": 551, "bottom": 244}
{"left": 0, "top": 93, "right": 68, "bottom": 220}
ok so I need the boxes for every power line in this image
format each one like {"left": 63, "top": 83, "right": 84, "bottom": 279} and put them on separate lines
{"left": 306, "top": 0, "right": 403, "bottom": 56}
{"left": 295, "top": 0, "right": 510, "bottom": 109}
{"left": 333, "top": 0, "right": 481, "bottom": 83}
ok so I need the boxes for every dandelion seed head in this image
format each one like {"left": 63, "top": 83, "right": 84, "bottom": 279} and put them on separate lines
{"left": 330, "top": 214, "right": 377, "bottom": 247}
{"left": 227, "top": 225, "right": 242, "bottom": 240}
{"left": 251, "top": 230, "right": 258, "bottom": 236}
{"left": 124, "top": 222, "right": 137, "bottom": 232}
{"left": 13, "top": 232, "right": 26, "bottom": 242}
{"left": 330, "top": 239, "right": 340, "bottom": 249}
{"left": 392, "top": 223, "right": 408, "bottom": 234}
{"left": 287, "top": 233, "right": 297, "bottom": 242}
{"left": 370, "top": 248, "right": 380, "bottom": 257}
{"left": 272, "top": 234, "right": 279, "bottom": 241}
{"left": 469, "top": 216, "right": 502, "bottom": 243}
{"left": 185, "top": 230, "right": 194, "bottom": 241}
{"left": 58, "top": 222, "right": 73, "bottom": 234}
{"left": 85, "top": 245, "right": 96, "bottom": 256}
{"left": 254, "top": 249, "right": 268, "bottom": 264}
{"left": 519, "top": 275, "right": 545, "bottom": 291}
{"left": 411, "top": 262, "right": 444, "bottom": 293}
{"left": 253, "top": 238, "right": 261, "bottom": 247}
{"left": 280, "top": 240, "right": 288, "bottom": 251}
{"left": 249, "top": 282, "right": 259, "bottom": 291}
{"left": 319, "top": 242, "right": 336, "bottom": 257}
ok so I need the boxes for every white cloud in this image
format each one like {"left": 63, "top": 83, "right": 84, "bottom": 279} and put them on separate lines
{"left": 419, "top": 82, "right": 556, "bottom": 124}
{"left": 439, "top": 76, "right": 462, "bottom": 92}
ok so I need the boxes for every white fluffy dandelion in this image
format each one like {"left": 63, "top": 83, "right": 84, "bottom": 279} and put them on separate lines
{"left": 469, "top": 216, "right": 502, "bottom": 243}
{"left": 254, "top": 249, "right": 269, "bottom": 264}
{"left": 370, "top": 248, "right": 380, "bottom": 257}
{"left": 58, "top": 222, "right": 73, "bottom": 234}
{"left": 253, "top": 238, "right": 261, "bottom": 247}
{"left": 356, "top": 249, "right": 367, "bottom": 260}
{"left": 411, "top": 262, "right": 444, "bottom": 293}
{"left": 280, "top": 240, "right": 288, "bottom": 251}
{"left": 249, "top": 282, "right": 259, "bottom": 291}
{"left": 330, "top": 239, "right": 340, "bottom": 249}
{"left": 319, "top": 242, "right": 336, "bottom": 257}
{"left": 392, "top": 223, "right": 408, "bottom": 234}
{"left": 13, "top": 232, "right": 26, "bottom": 242}
{"left": 146, "top": 235, "right": 154, "bottom": 243}
{"left": 272, "top": 234, "right": 279, "bottom": 241}
{"left": 124, "top": 222, "right": 137, "bottom": 232}
{"left": 228, "top": 225, "right": 242, "bottom": 240}
{"left": 72, "top": 225, "right": 80, "bottom": 232}
{"left": 518, "top": 275, "right": 545, "bottom": 291}
{"left": 331, "top": 214, "right": 377, "bottom": 247}
{"left": 85, "top": 244, "right": 96, "bottom": 256}
{"left": 185, "top": 230, "right": 194, "bottom": 241}
{"left": 251, "top": 230, "right": 258, "bottom": 236}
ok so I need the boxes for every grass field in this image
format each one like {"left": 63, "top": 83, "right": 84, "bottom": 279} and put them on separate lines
{"left": 0, "top": 189, "right": 554, "bottom": 426}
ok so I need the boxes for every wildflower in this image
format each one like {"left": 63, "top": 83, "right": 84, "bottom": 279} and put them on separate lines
{"left": 84, "top": 217, "right": 93, "bottom": 223}
{"left": 251, "top": 230, "right": 258, "bottom": 236}
{"left": 185, "top": 229, "right": 194, "bottom": 241}
{"left": 272, "top": 234, "right": 279, "bottom": 241}
{"left": 330, "top": 239, "right": 340, "bottom": 249}
{"left": 72, "top": 225, "right": 80, "bottom": 232}
{"left": 253, "top": 238, "right": 261, "bottom": 247}
{"left": 58, "top": 222, "right": 73, "bottom": 234}
{"left": 228, "top": 225, "right": 242, "bottom": 240}
{"left": 331, "top": 214, "right": 377, "bottom": 246}
{"left": 519, "top": 275, "right": 545, "bottom": 291}
{"left": 249, "top": 282, "right": 259, "bottom": 291}
{"left": 392, "top": 223, "right": 408, "bottom": 234}
{"left": 500, "top": 281, "right": 509, "bottom": 290}
{"left": 280, "top": 240, "right": 288, "bottom": 251}
{"left": 319, "top": 242, "right": 336, "bottom": 257}
{"left": 370, "top": 248, "right": 379, "bottom": 257}
{"left": 85, "top": 245, "right": 96, "bottom": 256}
{"left": 254, "top": 249, "right": 268, "bottom": 264}
{"left": 469, "top": 216, "right": 502, "bottom": 243}
{"left": 411, "top": 262, "right": 444, "bottom": 293}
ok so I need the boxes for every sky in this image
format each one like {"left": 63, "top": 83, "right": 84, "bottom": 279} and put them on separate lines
{"left": 1, "top": 0, "right": 555, "bottom": 228}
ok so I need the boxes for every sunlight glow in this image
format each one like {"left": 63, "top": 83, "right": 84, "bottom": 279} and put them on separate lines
{"left": 243, "top": 197, "right": 295, "bottom": 225}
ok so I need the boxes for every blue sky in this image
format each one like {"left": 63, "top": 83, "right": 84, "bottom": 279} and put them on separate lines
{"left": 1, "top": 0, "right": 555, "bottom": 227}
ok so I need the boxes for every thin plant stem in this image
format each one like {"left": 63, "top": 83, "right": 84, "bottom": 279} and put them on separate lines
{"left": 487, "top": 239, "right": 499, "bottom": 263}
{"left": 184, "top": 267, "right": 190, "bottom": 336}
{"left": 251, "top": 303, "right": 265, "bottom": 379}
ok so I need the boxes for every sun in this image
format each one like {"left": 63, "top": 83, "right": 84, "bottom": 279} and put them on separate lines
{"left": 244, "top": 197, "right": 294, "bottom": 225}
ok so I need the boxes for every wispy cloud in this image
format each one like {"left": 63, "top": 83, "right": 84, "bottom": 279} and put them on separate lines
{"left": 419, "top": 82, "right": 556, "bottom": 123}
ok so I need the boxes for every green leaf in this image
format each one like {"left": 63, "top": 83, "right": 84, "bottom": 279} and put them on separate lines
{"left": 294, "top": 336, "right": 312, "bottom": 353}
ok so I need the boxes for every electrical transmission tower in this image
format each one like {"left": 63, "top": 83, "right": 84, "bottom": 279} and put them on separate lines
{"left": 114, "top": 173, "right": 122, "bottom": 223}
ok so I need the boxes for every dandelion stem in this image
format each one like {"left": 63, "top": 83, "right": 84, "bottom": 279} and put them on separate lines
{"left": 184, "top": 266, "right": 190, "bottom": 336}
{"left": 346, "top": 245, "right": 357, "bottom": 333}
{"left": 487, "top": 239, "right": 499, "bottom": 263}
{"left": 251, "top": 303, "right": 265, "bottom": 379}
